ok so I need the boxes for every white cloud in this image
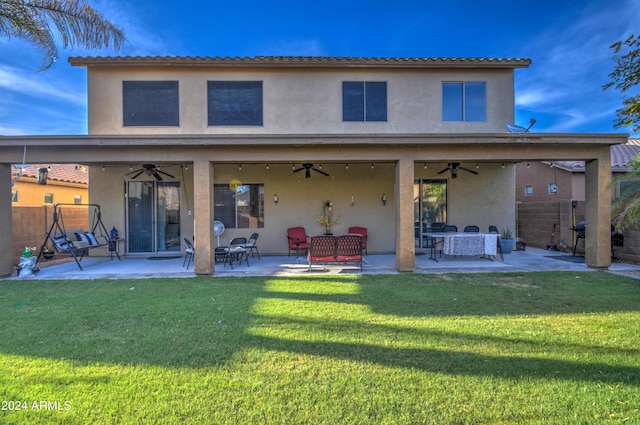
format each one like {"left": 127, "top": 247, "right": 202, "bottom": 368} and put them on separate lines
{"left": 0, "top": 65, "right": 84, "bottom": 105}
{"left": 514, "top": 0, "right": 640, "bottom": 133}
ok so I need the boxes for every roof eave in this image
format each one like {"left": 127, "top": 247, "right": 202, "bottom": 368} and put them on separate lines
{"left": 68, "top": 56, "right": 532, "bottom": 70}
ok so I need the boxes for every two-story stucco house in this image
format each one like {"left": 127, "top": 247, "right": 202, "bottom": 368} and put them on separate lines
{"left": 0, "top": 56, "right": 626, "bottom": 276}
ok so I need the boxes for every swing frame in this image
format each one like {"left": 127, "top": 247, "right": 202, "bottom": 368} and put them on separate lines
{"left": 36, "top": 203, "right": 121, "bottom": 270}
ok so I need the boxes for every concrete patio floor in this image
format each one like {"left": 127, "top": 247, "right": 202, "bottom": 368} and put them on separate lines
{"left": 5, "top": 246, "right": 640, "bottom": 280}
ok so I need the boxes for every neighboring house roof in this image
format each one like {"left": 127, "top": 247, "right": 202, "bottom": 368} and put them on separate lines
{"left": 13, "top": 164, "right": 89, "bottom": 185}
{"left": 549, "top": 139, "right": 640, "bottom": 172}
{"left": 69, "top": 56, "right": 532, "bottom": 69}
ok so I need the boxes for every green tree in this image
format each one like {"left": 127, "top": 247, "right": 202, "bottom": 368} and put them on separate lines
{"left": 604, "top": 34, "right": 640, "bottom": 133}
{"left": 605, "top": 35, "right": 640, "bottom": 230}
{"left": 0, "top": 0, "right": 125, "bottom": 70}
{"left": 611, "top": 156, "right": 640, "bottom": 231}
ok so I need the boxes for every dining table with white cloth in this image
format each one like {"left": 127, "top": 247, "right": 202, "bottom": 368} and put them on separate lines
{"left": 425, "top": 232, "right": 498, "bottom": 261}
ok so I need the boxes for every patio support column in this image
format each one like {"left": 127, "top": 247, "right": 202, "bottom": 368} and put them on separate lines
{"left": 584, "top": 149, "right": 612, "bottom": 269}
{"left": 0, "top": 164, "right": 13, "bottom": 277}
{"left": 395, "top": 157, "right": 415, "bottom": 271}
{"left": 193, "top": 160, "right": 215, "bottom": 275}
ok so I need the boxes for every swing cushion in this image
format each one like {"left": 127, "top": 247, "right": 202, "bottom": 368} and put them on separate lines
{"left": 75, "top": 232, "right": 99, "bottom": 246}
{"left": 54, "top": 236, "right": 73, "bottom": 251}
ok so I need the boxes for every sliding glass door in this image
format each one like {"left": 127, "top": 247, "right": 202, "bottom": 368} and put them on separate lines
{"left": 127, "top": 181, "right": 181, "bottom": 254}
{"left": 414, "top": 179, "right": 447, "bottom": 250}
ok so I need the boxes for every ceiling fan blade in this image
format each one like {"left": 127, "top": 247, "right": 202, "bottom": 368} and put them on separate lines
{"left": 292, "top": 167, "right": 305, "bottom": 173}
{"left": 152, "top": 170, "right": 163, "bottom": 181}
{"left": 157, "top": 170, "right": 175, "bottom": 178}
{"left": 436, "top": 168, "right": 450, "bottom": 174}
{"left": 125, "top": 168, "right": 143, "bottom": 176}
{"left": 129, "top": 170, "right": 144, "bottom": 179}
{"left": 312, "top": 168, "right": 329, "bottom": 176}
{"left": 458, "top": 166, "right": 479, "bottom": 175}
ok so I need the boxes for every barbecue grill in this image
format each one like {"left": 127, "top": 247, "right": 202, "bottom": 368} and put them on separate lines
{"left": 570, "top": 221, "right": 624, "bottom": 259}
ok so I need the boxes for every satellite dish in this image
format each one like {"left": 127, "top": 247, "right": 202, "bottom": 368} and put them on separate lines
{"left": 506, "top": 124, "right": 526, "bottom": 133}
{"left": 506, "top": 118, "right": 536, "bottom": 133}
{"left": 213, "top": 221, "right": 225, "bottom": 247}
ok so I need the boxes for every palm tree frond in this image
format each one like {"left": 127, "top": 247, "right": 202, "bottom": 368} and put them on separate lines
{"left": 0, "top": 0, "right": 125, "bottom": 70}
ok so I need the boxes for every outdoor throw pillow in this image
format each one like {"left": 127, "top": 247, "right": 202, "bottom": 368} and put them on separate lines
{"left": 54, "top": 236, "right": 72, "bottom": 250}
{"left": 85, "top": 233, "right": 99, "bottom": 246}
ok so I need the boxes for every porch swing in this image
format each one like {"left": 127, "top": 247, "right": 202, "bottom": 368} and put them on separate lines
{"left": 36, "top": 203, "right": 121, "bottom": 270}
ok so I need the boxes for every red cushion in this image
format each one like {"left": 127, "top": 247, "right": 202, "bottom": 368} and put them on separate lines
{"left": 337, "top": 255, "right": 362, "bottom": 262}
{"left": 309, "top": 255, "right": 335, "bottom": 263}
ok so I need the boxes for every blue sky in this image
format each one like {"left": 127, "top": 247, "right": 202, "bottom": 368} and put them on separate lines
{"left": 0, "top": 0, "right": 638, "bottom": 136}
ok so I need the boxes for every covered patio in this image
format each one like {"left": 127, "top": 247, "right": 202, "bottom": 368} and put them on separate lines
{"left": 7, "top": 247, "right": 640, "bottom": 280}
{"left": 0, "top": 132, "right": 627, "bottom": 277}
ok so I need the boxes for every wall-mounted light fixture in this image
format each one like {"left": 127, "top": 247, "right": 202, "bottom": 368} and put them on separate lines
{"left": 351, "top": 196, "right": 355, "bottom": 206}
{"left": 273, "top": 194, "right": 279, "bottom": 205}
{"left": 381, "top": 193, "right": 387, "bottom": 206}
{"left": 37, "top": 167, "right": 48, "bottom": 185}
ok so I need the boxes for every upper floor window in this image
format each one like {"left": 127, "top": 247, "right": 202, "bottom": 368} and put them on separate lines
{"left": 44, "top": 193, "right": 54, "bottom": 204}
{"left": 123, "top": 81, "right": 179, "bottom": 126}
{"left": 208, "top": 81, "right": 263, "bottom": 126}
{"left": 442, "top": 82, "right": 486, "bottom": 122}
{"left": 343, "top": 81, "right": 387, "bottom": 122}
{"left": 548, "top": 183, "right": 558, "bottom": 194}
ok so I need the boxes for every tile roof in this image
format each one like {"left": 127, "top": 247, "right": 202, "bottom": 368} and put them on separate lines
{"left": 550, "top": 139, "right": 640, "bottom": 171}
{"left": 13, "top": 164, "right": 88, "bottom": 185}
{"left": 612, "top": 138, "right": 640, "bottom": 168}
{"left": 69, "top": 56, "right": 531, "bottom": 69}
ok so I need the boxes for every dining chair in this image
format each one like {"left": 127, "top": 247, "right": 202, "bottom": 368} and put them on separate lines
{"left": 488, "top": 226, "right": 503, "bottom": 261}
{"left": 463, "top": 225, "right": 480, "bottom": 232}
{"left": 241, "top": 233, "right": 260, "bottom": 260}
{"left": 183, "top": 237, "right": 194, "bottom": 269}
{"left": 442, "top": 225, "right": 458, "bottom": 232}
{"left": 224, "top": 237, "right": 249, "bottom": 268}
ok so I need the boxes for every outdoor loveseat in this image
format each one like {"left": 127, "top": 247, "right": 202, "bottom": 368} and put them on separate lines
{"left": 307, "top": 234, "right": 364, "bottom": 271}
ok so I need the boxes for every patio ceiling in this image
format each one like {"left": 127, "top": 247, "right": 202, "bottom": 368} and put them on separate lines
{"left": 0, "top": 133, "right": 627, "bottom": 166}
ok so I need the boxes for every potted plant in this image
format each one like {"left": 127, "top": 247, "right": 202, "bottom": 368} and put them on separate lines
{"left": 499, "top": 228, "right": 516, "bottom": 254}
{"left": 42, "top": 246, "right": 55, "bottom": 260}
{"left": 318, "top": 201, "right": 339, "bottom": 235}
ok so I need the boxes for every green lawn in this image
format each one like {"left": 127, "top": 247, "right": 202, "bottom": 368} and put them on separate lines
{"left": 1, "top": 272, "right": 639, "bottom": 424}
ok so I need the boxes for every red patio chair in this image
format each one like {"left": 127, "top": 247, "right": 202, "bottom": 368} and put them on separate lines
{"left": 347, "top": 226, "right": 368, "bottom": 255}
{"left": 287, "top": 227, "right": 309, "bottom": 257}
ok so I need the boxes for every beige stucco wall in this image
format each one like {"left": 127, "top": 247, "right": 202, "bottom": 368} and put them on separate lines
{"left": 88, "top": 161, "right": 515, "bottom": 256}
{"left": 86, "top": 67, "right": 515, "bottom": 135}
{"left": 12, "top": 178, "right": 88, "bottom": 206}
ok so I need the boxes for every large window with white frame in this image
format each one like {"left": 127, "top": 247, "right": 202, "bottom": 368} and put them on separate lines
{"left": 442, "top": 81, "right": 486, "bottom": 122}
